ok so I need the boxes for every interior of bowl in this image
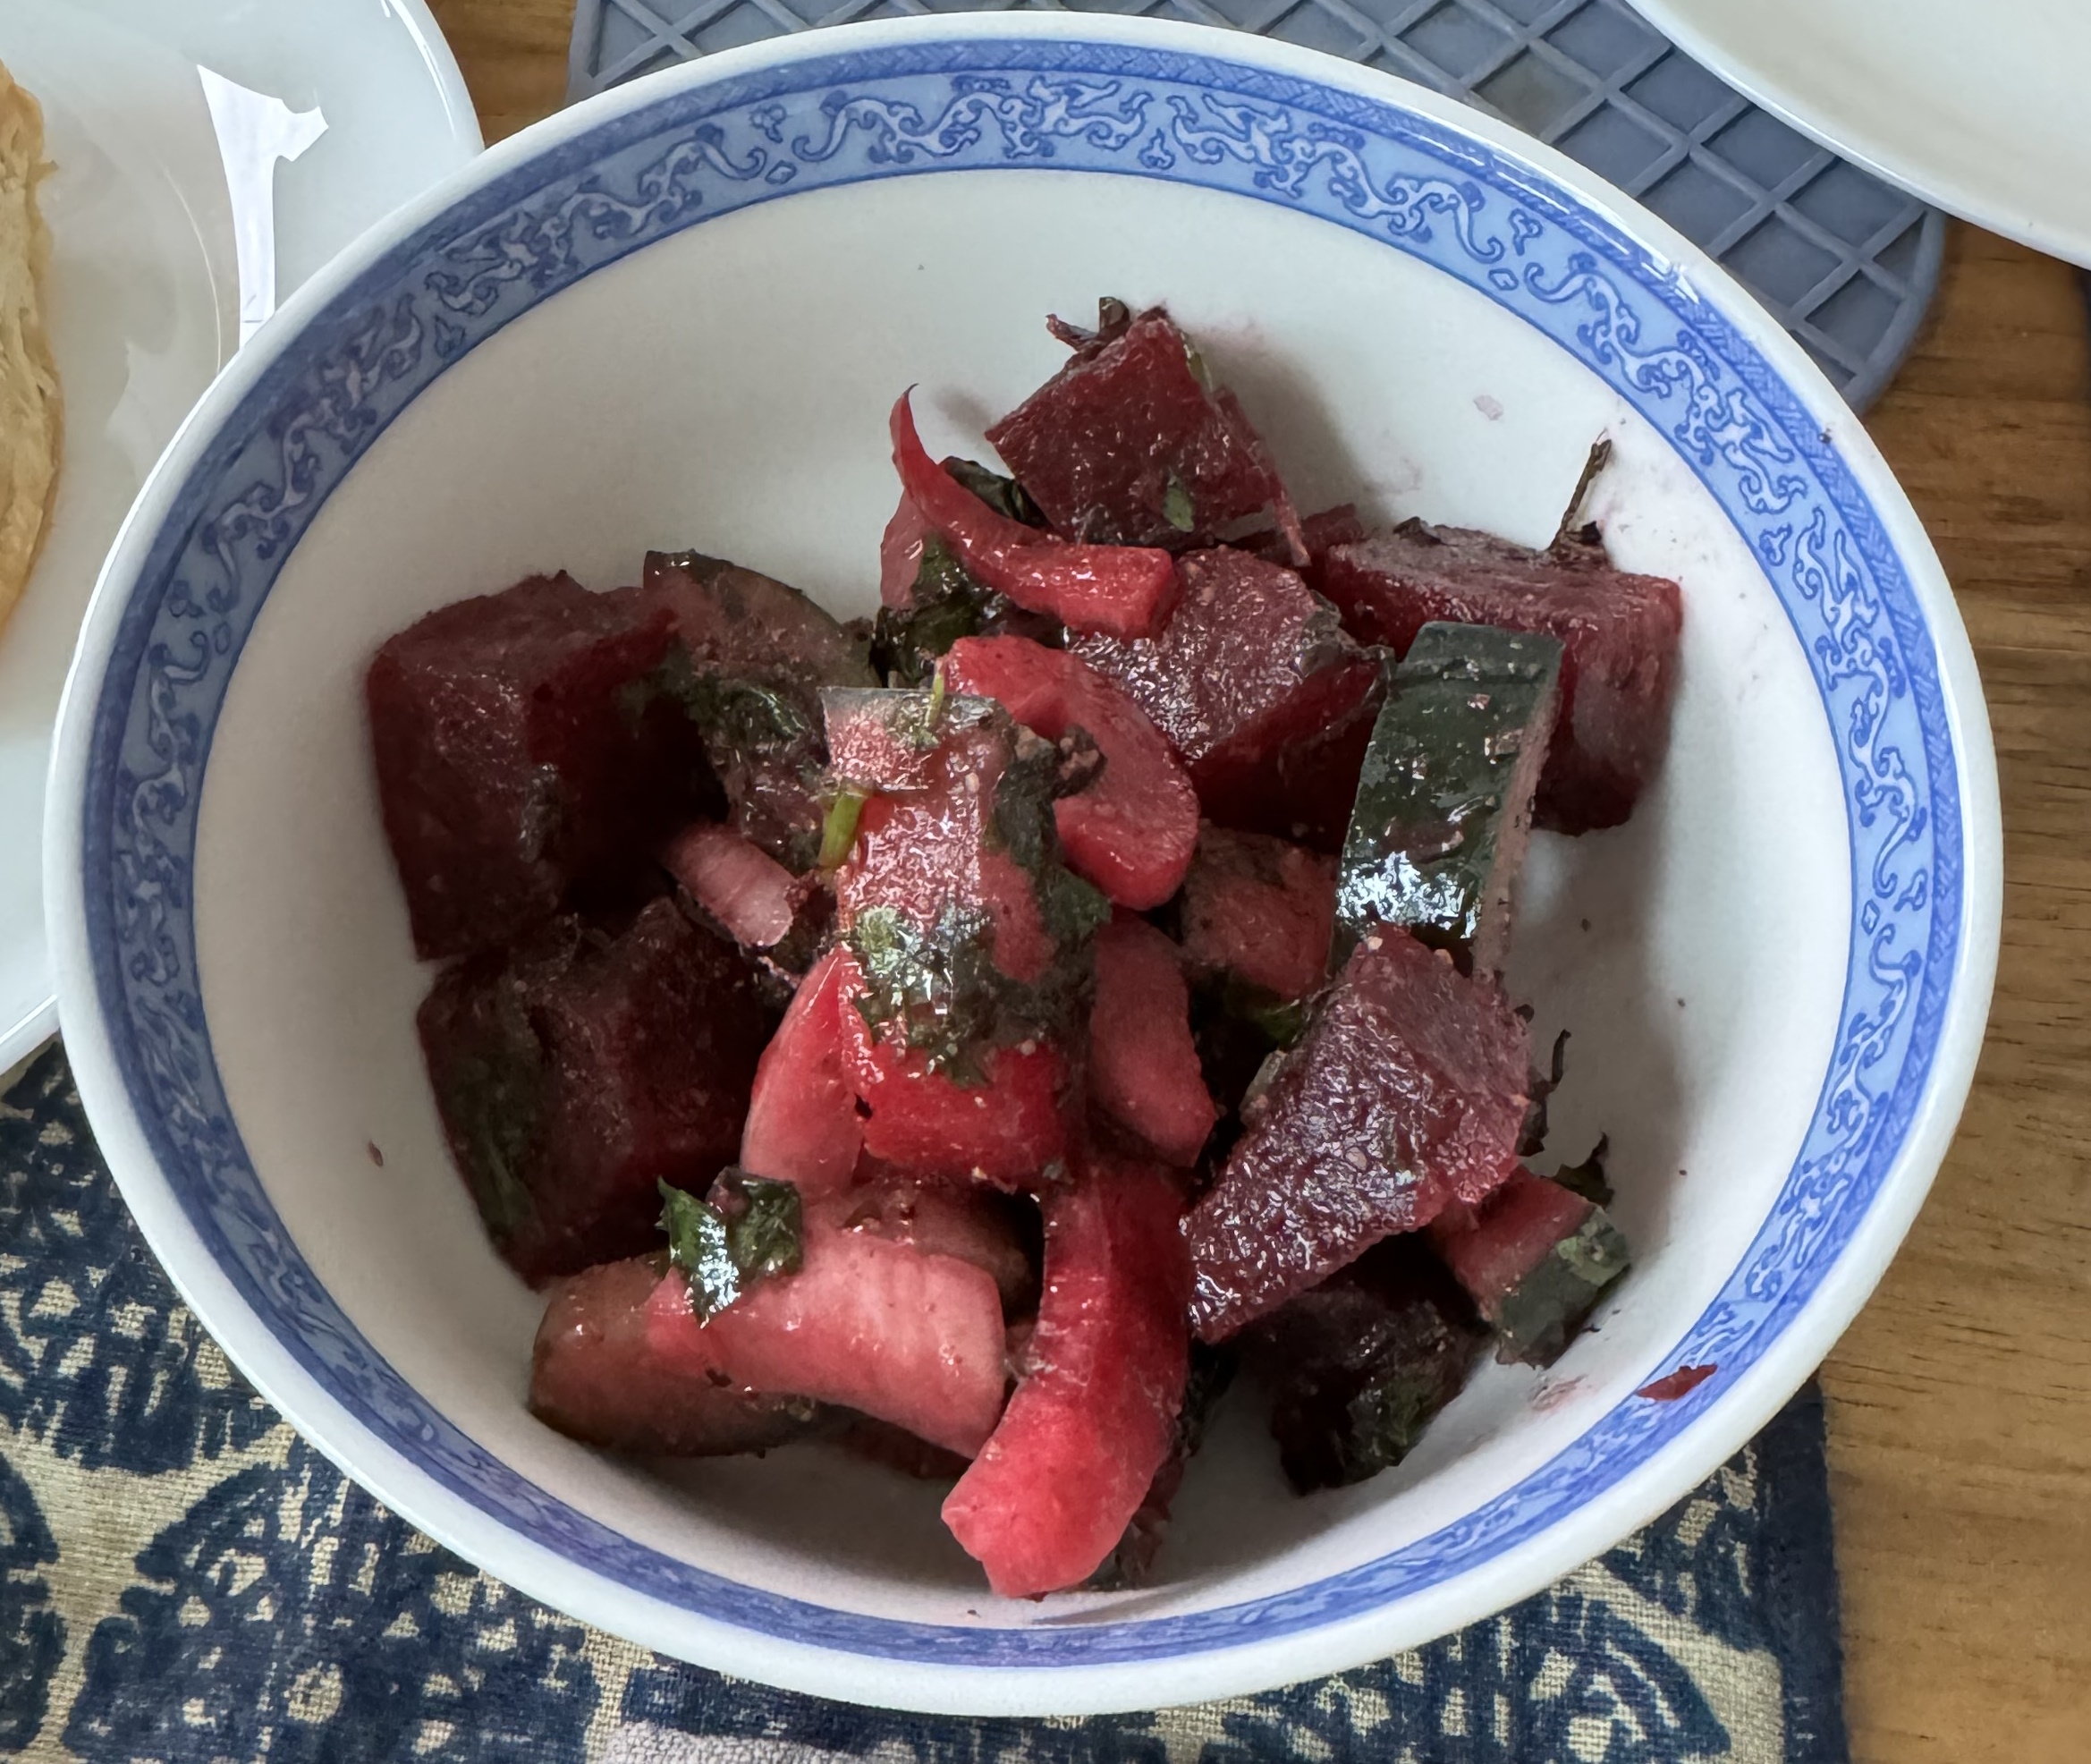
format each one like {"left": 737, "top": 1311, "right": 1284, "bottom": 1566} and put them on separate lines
{"left": 71, "top": 26, "right": 1968, "bottom": 1692}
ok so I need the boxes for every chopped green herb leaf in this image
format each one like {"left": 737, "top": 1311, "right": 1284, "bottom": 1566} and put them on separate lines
{"left": 819, "top": 786, "right": 870, "bottom": 871}
{"left": 1550, "top": 1133, "right": 1613, "bottom": 1208}
{"left": 1162, "top": 471, "right": 1197, "bottom": 533}
{"left": 658, "top": 1172, "right": 805, "bottom": 1323}
{"left": 659, "top": 1180, "right": 742, "bottom": 1321}
{"left": 943, "top": 458, "right": 1045, "bottom": 528}
{"left": 848, "top": 901, "right": 1007, "bottom": 1081}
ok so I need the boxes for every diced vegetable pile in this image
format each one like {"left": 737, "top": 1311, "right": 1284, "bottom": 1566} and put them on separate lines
{"left": 370, "top": 301, "right": 1681, "bottom": 1595}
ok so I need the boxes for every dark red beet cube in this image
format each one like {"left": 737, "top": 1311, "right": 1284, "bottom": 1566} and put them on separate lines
{"left": 1427, "top": 1166, "right": 1630, "bottom": 1366}
{"left": 368, "top": 572, "right": 707, "bottom": 960}
{"left": 1089, "top": 916, "right": 1216, "bottom": 1167}
{"left": 645, "top": 1209, "right": 1011, "bottom": 1457}
{"left": 944, "top": 634, "right": 1198, "bottom": 910}
{"left": 942, "top": 1153, "right": 1190, "bottom": 1596}
{"left": 642, "top": 549, "right": 875, "bottom": 691}
{"left": 1179, "top": 824, "right": 1337, "bottom": 1004}
{"left": 1070, "top": 547, "right": 1382, "bottom": 845}
{"left": 640, "top": 551, "right": 875, "bottom": 870}
{"left": 417, "top": 897, "right": 770, "bottom": 1285}
{"left": 1251, "top": 1235, "right": 1483, "bottom": 1492}
{"left": 529, "top": 1256, "right": 823, "bottom": 1455}
{"left": 1320, "top": 523, "right": 1681, "bottom": 834}
{"left": 986, "top": 304, "right": 1298, "bottom": 552}
{"left": 1186, "top": 927, "right": 1531, "bottom": 1341}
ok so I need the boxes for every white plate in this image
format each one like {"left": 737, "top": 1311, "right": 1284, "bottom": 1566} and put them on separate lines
{"left": 1626, "top": 0, "right": 2091, "bottom": 267}
{"left": 0, "top": 0, "right": 480, "bottom": 1071}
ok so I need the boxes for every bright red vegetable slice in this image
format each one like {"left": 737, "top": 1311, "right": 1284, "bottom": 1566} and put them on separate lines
{"left": 645, "top": 1212, "right": 1010, "bottom": 1457}
{"left": 529, "top": 1256, "right": 823, "bottom": 1456}
{"left": 740, "top": 947, "right": 863, "bottom": 1195}
{"left": 942, "top": 1155, "right": 1190, "bottom": 1595}
{"left": 664, "top": 821, "right": 800, "bottom": 949}
{"left": 890, "top": 393, "right": 1177, "bottom": 640}
{"left": 1089, "top": 917, "right": 1216, "bottom": 1167}
{"left": 838, "top": 977, "right": 1072, "bottom": 1188}
{"left": 943, "top": 634, "right": 1198, "bottom": 909}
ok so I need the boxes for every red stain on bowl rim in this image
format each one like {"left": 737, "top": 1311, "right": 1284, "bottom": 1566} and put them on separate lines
{"left": 1636, "top": 1363, "right": 1717, "bottom": 1402}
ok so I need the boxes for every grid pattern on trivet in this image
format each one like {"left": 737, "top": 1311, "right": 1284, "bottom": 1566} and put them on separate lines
{"left": 568, "top": 0, "right": 1943, "bottom": 408}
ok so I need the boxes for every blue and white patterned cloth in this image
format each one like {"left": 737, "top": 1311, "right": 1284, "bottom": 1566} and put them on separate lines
{"left": 0, "top": 1045, "right": 1848, "bottom": 1761}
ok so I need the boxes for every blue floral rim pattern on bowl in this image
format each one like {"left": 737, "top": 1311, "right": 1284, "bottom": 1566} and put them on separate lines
{"left": 80, "top": 31, "right": 1957, "bottom": 1669}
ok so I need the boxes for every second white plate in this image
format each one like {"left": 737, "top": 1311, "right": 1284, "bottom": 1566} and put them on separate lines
{"left": 0, "top": 0, "right": 482, "bottom": 1074}
{"left": 1627, "top": 0, "right": 2091, "bottom": 266}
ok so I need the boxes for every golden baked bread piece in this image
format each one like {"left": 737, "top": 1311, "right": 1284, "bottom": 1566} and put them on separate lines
{"left": 0, "top": 57, "right": 60, "bottom": 635}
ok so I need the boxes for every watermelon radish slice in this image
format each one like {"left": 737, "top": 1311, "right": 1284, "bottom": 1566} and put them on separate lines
{"left": 1426, "top": 1165, "right": 1630, "bottom": 1366}
{"left": 944, "top": 634, "right": 1198, "bottom": 910}
{"left": 646, "top": 1210, "right": 1010, "bottom": 1457}
{"left": 812, "top": 1179, "right": 1040, "bottom": 1316}
{"left": 740, "top": 948, "right": 863, "bottom": 1195}
{"left": 942, "top": 1155, "right": 1191, "bottom": 1596}
{"left": 1089, "top": 916, "right": 1216, "bottom": 1167}
{"left": 529, "top": 1255, "right": 822, "bottom": 1456}
{"left": 664, "top": 821, "right": 802, "bottom": 950}
{"left": 891, "top": 393, "right": 1177, "bottom": 640}
{"left": 836, "top": 953, "right": 1071, "bottom": 1187}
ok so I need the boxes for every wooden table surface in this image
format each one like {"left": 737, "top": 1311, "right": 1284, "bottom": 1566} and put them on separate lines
{"left": 428, "top": 5, "right": 2091, "bottom": 1755}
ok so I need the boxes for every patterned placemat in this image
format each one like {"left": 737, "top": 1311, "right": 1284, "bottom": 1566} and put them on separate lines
{"left": 567, "top": 0, "right": 1943, "bottom": 410}
{"left": 0, "top": 1043, "right": 1849, "bottom": 1760}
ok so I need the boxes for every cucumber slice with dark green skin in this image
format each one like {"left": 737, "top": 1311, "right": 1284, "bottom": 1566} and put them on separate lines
{"left": 1333, "top": 621, "right": 1563, "bottom": 974}
{"left": 1490, "top": 1204, "right": 1631, "bottom": 1366}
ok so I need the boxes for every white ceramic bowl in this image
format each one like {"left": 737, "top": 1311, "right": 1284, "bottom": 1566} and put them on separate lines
{"left": 46, "top": 15, "right": 2000, "bottom": 1715}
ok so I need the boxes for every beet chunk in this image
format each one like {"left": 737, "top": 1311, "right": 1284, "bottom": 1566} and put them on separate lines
{"left": 1186, "top": 928, "right": 1531, "bottom": 1341}
{"left": 1090, "top": 917, "right": 1216, "bottom": 1167}
{"left": 1179, "top": 824, "right": 1337, "bottom": 1005}
{"left": 986, "top": 301, "right": 1300, "bottom": 554}
{"left": 639, "top": 550, "right": 874, "bottom": 870}
{"left": 1427, "top": 1165, "right": 1630, "bottom": 1366}
{"left": 1320, "top": 522, "right": 1681, "bottom": 834}
{"left": 1252, "top": 1236, "right": 1484, "bottom": 1493}
{"left": 529, "top": 1256, "right": 822, "bottom": 1455}
{"left": 943, "top": 1155, "right": 1191, "bottom": 1596}
{"left": 417, "top": 898, "right": 769, "bottom": 1285}
{"left": 646, "top": 1210, "right": 1010, "bottom": 1457}
{"left": 368, "top": 573, "right": 709, "bottom": 960}
{"left": 1070, "top": 547, "right": 1382, "bottom": 845}
{"left": 740, "top": 947, "right": 863, "bottom": 1196}
{"left": 944, "top": 634, "right": 1198, "bottom": 910}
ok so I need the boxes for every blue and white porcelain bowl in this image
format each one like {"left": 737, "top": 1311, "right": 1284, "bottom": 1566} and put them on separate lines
{"left": 45, "top": 15, "right": 2000, "bottom": 1714}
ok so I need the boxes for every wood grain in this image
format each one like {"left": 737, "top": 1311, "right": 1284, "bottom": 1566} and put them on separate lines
{"left": 420, "top": 9, "right": 2091, "bottom": 1753}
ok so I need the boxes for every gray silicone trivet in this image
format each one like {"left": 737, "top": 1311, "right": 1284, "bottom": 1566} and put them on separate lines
{"left": 568, "top": 0, "right": 1943, "bottom": 409}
